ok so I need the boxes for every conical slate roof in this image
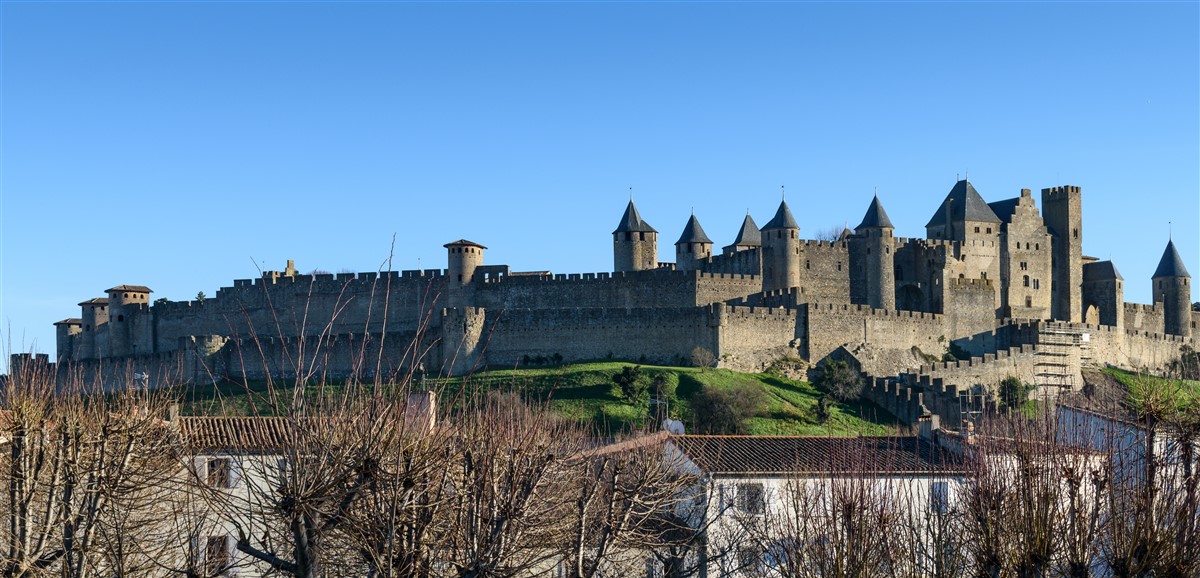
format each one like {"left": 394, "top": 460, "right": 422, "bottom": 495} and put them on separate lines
{"left": 1152, "top": 239, "right": 1190, "bottom": 278}
{"left": 762, "top": 200, "right": 799, "bottom": 230}
{"left": 613, "top": 200, "right": 657, "bottom": 234}
{"left": 925, "top": 180, "right": 1001, "bottom": 228}
{"left": 730, "top": 214, "right": 761, "bottom": 247}
{"left": 856, "top": 194, "right": 894, "bottom": 230}
{"left": 675, "top": 214, "right": 713, "bottom": 245}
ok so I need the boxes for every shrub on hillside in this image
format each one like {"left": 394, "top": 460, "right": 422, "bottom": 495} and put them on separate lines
{"left": 690, "top": 347, "right": 716, "bottom": 369}
{"left": 998, "top": 375, "right": 1035, "bottom": 412}
{"left": 815, "top": 359, "right": 863, "bottom": 402}
{"left": 612, "top": 365, "right": 649, "bottom": 404}
{"left": 690, "top": 382, "right": 766, "bottom": 435}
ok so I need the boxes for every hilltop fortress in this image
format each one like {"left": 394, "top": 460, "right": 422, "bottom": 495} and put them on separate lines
{"left": 46, "top": 180, "right": 1197, "bottom": 423}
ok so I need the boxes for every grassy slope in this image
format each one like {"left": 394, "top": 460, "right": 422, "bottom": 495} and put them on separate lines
{"left": 178, "top": 362, "right": 900, "bottom": 436}
{"left": 1102, "top": 367, "right": 1200, "bottom": 413}
{"left": 440, "top": 362, "right": 898, "bottom": 436}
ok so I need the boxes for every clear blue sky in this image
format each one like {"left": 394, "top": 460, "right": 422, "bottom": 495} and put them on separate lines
{"left": 2, "top": 1, "right": 1197, "bottom": 361}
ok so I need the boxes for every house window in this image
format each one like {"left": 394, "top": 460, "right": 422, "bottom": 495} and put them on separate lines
{"left": 837, "top": 262, "right": 842, "bottom": 272}
{"left": 205, "top": 536, "right": 231, "bottom": 576}
{"left": 1020, "top": 261, "right": 1027, "bottom": 271}
{"left": 805, "top": 260, "right": 810, "bottom": 270}
{"left": 986, "top": 227, "right": 992, "bottom": 234}
{"left": 208, "top": 458, "right": 231, "bottom": 489}
{"left": 931, "top": 481, "right": 949, "bottom": 513}
{"left": 980, "top": 272, "right": 987, "bottom": 280}
{"left": 974, "top": 226, "right": 980, "bottom": 233}
{"left": 737, "top": 483, "right": 765, "bottom": 515}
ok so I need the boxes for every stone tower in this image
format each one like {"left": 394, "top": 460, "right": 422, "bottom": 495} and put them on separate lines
{"left": 855, "top": 194, "right": 896, "bottom": 310}
{"left": 445, "top": 239, "right": 487, "bottom": 287}
{"left": 613, "top": 200, "right": 658, "bottom": 273}
{"left": 105, "top": 285, "right": 151, "bottom": 357}
{"left": 761, "top": 199, "right": 801, "bottom": 292}
{"left": 1081, "top": 260, "right": 1124, "bottom": 328}
{"left": 53, "top": 318, "right": 81, "bottom": 364}
{"left": 1042, "top": 185, "right": 1083, "bottom": 322}
{"left": 1152, "top": 238, "right": 1191, "bottom": 338}
{"left": 723, "top": 213, "right": 761, "bottom": 254}
{"left": 674, "top": 213, "right": 713, "bottom": 272}
{"left": 77, "top": 297, "right": 109, "bottom": 359}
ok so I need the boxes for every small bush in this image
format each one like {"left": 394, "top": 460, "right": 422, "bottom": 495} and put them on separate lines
{"left": 690, "top": 381, "right": 766, "bottom": 434}
{"left": 612, "top": 365, "right": 648, "bottom": 404}
{"left": 998, "top": 375, "right": 1035, "bottom": 412}
{"left": 690, "top": 347, "right": 716, "bottom": 369}
{"left": 815, "top": 359, "right": 863, "bottom": 402}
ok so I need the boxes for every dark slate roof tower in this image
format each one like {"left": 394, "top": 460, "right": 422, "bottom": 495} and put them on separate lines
{"left": 926, "top": 179, "right": 1001, "bottom": 241}
{"left": 856, "top": 194, "right": 895, "bottom": 231}
{"left": 1152, "top": 238, "right": 1192, "bottom": 337}
{"left": 613, "top": 200, "right": 658, "bottom": 273}
{"left": 675, "top": 214, "right": 714, "bottom": 272}
{"left": 761, "top": 200, "right": 801, "bottom": 292}
{"left": 723, "top": 214, "right": 762, "bottom": 254}
{"left": 854, "top": 194, "right": 896, "bottom": 310}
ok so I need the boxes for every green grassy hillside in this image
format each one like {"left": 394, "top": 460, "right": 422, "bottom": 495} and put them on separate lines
{"left": 179, "top": 362, "right": 901, "bottom": 437}
{"left": 1102, "top": 367, "right": 1200, "bottom": 413}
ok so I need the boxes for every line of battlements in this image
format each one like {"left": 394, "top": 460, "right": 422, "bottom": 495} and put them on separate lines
{"left": 233, "top": 268, "right": 448, "bottom": 289}
{"left": 806, "top": 302, "right": 945, "bottom": 321}
{"left": 479, "top": 269, "right": 758, "bottom": 285}
{"left": 717, "top": 303, "right": 799, "bottom": 318}
{"left": 1042, "top": 185, "right": 1082, "bottom": 197}
{"left": 800, "top": 239, "right": 849, "bottom": 250}
{"left": 1123, "top": 302, "right": 1160, "bottom": 314}
{"left": 951, "top": 278, "right": 993, "bottom": 289}
{"left": 916, "top": 344, "right": 1038, "bottom": 374}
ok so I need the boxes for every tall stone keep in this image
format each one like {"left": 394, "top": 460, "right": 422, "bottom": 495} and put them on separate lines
{"left": 1152, "top": 239, "right": 1192, "bottom": 338}
{"left": 1042, "top": 185, "right": 1083, "bottom": 323}
{"left": 445, "top": 239, "right": 487, "bottom": 287}
{"left": 674, "top": 213, "right": 713, "bottom": 272}
{"left": 761, "top": 199, "right": 801, "bottom": 292}
{"left": 613, "top": 200, "right": 658, "bottom": 273}
{"left": 855, "top": 194, "right": 896, "bottom": 310}
{"left": 105, "top": 285, "right": 152, "bottom": 357}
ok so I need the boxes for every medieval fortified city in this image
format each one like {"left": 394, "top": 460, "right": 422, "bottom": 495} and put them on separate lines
{"left": 5, "top": 2, "right": 1200, "bottom": 577}
{"left": 46, "top": 179, "right": 1197, "bottom": 422}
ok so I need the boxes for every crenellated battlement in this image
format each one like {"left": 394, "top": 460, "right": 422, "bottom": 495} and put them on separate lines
{"left": 800, "top": 239, "right": 849, "bottom": 250}
{"left": 951, "top": 278, "right": 993, "bottom": 289}
{"left": 1042, "top": 185, "right": 1082, "bottom": 199}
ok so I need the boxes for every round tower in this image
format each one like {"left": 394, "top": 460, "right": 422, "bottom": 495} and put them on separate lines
{"left": 77, "top": 297, "right": 110, "bottom": 360}
{"left": 855, "top": 194, "right": 896, "bottom": 310}
{"left": 1151, "top": 239, "right": 1191, "bottom": 338}
{"left": 613, "top": 200, "right": 658, "bottom": 273}
{"left": 106, "top": 285, "right": 152, "bottom": 357}
{"left": 53, "top": 318, "right": 82, "bottom": 364}
{"left": 444, "top": 240, "right": 487, "bottom": 287}
{"left": 761, "top": 200, "right": 801, "bottom": 292}
{"left": 674, "top": 213, "right": 713, "bottom": 272}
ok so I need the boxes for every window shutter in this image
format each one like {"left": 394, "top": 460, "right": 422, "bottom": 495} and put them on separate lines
{"left": 228, "top": 457, "right": 242, "bottom": 489}
{"left": 192, "top": 456, "right": 207, "bottom": 485}
{"left": 226, "top": 535, "right": 238, "bottom": 576}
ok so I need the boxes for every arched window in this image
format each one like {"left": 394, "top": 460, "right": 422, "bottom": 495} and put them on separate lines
{"left": 1023, "top": 275, "right": 1030, "bottom": 287}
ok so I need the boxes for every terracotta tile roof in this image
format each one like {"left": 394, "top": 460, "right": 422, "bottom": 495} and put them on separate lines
{"left": 78, "top": 297, "right": 110, "bottom": 306}
{"left": 668, "top": 435, "right": 963, "bottom": 475}
{"left": 176, "top": 416, "right": 296, "bottom": 451}
{"left": 106, "top": 285, "right": 153, "bottom": 293}
{"left": 54, "top": 318, "right": 83, "bottom": 326}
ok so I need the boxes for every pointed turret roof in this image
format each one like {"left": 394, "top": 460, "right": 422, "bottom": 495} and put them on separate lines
{"left": 675, "top": 214, "right": 713, "bottom": 245}
{"left": 856, "top": 194, "right": 894, "bottom": 230}
{"left": 613, "top": 200, "right": 657, "bottom": 234}
{"left": 730, "top": 214, "right": 761, "bottom": 247}
{"left": 762, "top": 200, "right": 799, "bottom": 230}
{"left": 1152, "top": 239, "right": 1190, "bottom": 278}
{"left": 925, "top": 180, "right": 1001, "bottom": 228}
